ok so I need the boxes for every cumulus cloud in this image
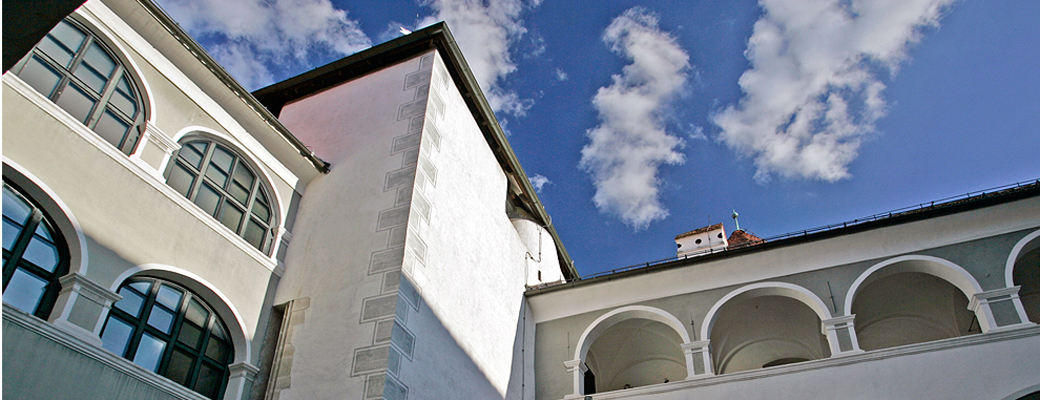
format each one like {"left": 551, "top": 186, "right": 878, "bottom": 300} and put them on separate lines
{"left": 580, "top": 7, "right": 690, "bottom": 229}
{"left": 157, "top": 0, "right": 372, "bottom": 89}
{"left": 528, "top": 174, "right": 551, "bottom": 192}
{"left": 713, "top": 0, "right": 955, "bottom": 182}
{"left": 418, "top": 0, "right": 537, "bottom": 116}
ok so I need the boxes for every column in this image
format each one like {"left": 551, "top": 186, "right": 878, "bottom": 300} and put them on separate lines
{"left": 681, "top": 340, "right": 713, "bottom": 377}
{"left": 970, "top": 287, "right": 1035, "bottom": 333}
{"left": 563, "top": 359, "right": 588, "bottom": 399}
{"left": 822, "top": 315, "right": 863, "bottom": 356}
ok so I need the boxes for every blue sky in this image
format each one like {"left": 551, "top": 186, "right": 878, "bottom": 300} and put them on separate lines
{"left": 156, "top": 0, "right": 1040, "bottom": 277}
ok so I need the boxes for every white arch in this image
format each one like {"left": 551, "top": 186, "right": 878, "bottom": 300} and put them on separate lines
{"left": 111, "top": 264, "right": 253, "bottom": 365}
{"left": 701, "top": 282, "right": 833, "bottom": 342}
{"left": 75, "top": 4, "right": 157, "bottom": 125}
{"left": 574, "top": 305, "right": 690, "bottom": 362}
{"left": 844, "top": 255, "right": 983, "bottom": 317}
{"left": 171, "top": 126, "right": 286, "bottom": 223}
{"left": 1005, "top": 229, "right": 1040, "bottom": 288}
{"left": 2, "top": 158, "right": 90, "bottom": 276}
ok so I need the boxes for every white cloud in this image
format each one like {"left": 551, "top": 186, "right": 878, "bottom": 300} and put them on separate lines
{"left": 528, "top": 174, "right": 551, "bottom": 192}
{"left": 158, "top": 0, "right": 372, "bottom": 89}
{"left": 418, "top": 0, "right": 536, "bottom": 116}
{"left": 553, "top": 68, "right": 568, "bottom": 81}
{"left": 580, "top": 7, "right": 690, "bottom": 230}
{"left": 713, "top": 0, "right": 955, "bottom": 182}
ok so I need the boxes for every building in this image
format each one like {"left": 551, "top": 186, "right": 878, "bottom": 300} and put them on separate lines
{"left": 2, "top": 0, "right": 1038, "bottom": 399}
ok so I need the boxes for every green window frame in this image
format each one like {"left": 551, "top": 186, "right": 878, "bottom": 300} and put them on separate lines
{"left": 2, "top": 181, "right": 70, "bottom": 320}
{"left": 165, "top": 138, "right": 276, "bottom": 254}
{"left": 13, "top": 18, "right": 146, "bottom": 155}
{"left": 101, "top": 277, "right": 234, "bottom": 399}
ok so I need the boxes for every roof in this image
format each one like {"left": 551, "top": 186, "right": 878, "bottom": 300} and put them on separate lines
{"left": 675, "top": 223, "right": 724, "bottom": 240}
{"left": 527, "top": 179, "right": 1039, "bottom": 295}
{"left": 728, "top": 229, "right": 764, "bottom": 248}
{"left": 251, "top": 23, "right": 579, "bottom": 281}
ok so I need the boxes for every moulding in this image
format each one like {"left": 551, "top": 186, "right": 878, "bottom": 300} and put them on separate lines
{"left": 59, "top": 273, "right": 123, "bottom": 304}
{"left": 566, "top": 324, "right": 1040, "bottom": 400}
{"left": 145, "top": 122, "right": 182, "bottom": 154}
{"left": 3, "top": 305, "right": 210, "bottom": 400}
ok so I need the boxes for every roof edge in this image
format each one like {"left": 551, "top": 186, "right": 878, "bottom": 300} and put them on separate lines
{"left": 251, "top": 23, "right": 579, "bottom": 280}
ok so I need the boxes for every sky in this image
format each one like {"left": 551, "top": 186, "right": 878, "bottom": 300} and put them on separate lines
{"left": 155, "top": 0, "right": 1040, "bottom": 277}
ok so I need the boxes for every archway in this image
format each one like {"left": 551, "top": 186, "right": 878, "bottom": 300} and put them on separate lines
{"left": 847, "top": 256, "right": 982, "bottom": 350}
{"left": 1007, "top": 230, "right": 1040, "bottom": 323}
{"left": 702, "top": 283, "right": 833, "bottom": 374}
{"left": 571, "top": 306, "right": 691, "bottom": 395}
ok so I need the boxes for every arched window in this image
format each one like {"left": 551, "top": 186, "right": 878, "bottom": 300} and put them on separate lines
{"left": 13, "top": 18, "right": 146, "bottom": 155}
{"left": 101, "top": 277, "right": 233, "bottom": 399}
{"left": 2, "top": 181, "right": 70, "bottom": 319}
{"left": 165, "top": 138, "right": 275, "bottom": 253}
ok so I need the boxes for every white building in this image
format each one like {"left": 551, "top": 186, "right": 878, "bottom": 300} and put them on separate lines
{"left": 2, "top": 0, "right": 1038, "bottom": 399}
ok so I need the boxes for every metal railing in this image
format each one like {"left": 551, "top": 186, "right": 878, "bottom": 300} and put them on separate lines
{"left": 546, "top": 178, "right": 1039, "bottom": 286}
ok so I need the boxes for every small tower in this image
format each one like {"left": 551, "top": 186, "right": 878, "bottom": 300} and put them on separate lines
{"left": 675, "top": 223, "right": 728, "bottom": 257}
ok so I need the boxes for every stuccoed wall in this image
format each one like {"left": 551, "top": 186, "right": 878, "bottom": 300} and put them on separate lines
{"left": 531, "top": 197, "right": 1040, "bottom": 400}
{"left": 273, "top": 52, "right": 438, "bottom": 400}
{"left": 389, "top": 51, "right": 535, "bottom": 400}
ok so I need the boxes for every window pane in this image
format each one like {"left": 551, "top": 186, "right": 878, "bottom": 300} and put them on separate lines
{"left": 73, "top": 62, "right": 109, "bottom": 94}
{"left": 81, "top": 42, "right": 116, "bottom": 79}
{"left": 193, "top": 183, "right": 221, "bottom": 217}
{"left": 101, "top": 316, "right": 134, "bottom": 356}
{"left": 2, "top": 185, "right": 33, "bottom": 226}
{"left": 133, "top": 333, "right": 167, "bottom": 372}
{"left": 209, "top": 146, "right": 234, "bottom": 174}
{"left": 165, "top": 349, "right": 196, "bottom": 386}
{"left": 178, "top": 322, "right": 203, "bottom": 349}
{"left": 37, "top": 36, "right": 77, "bottom": 67}
{"left": 205, "top": 337, "right": 228, "bottom": 362}
{"left": 18, "top": 56, "right": 63, "bottom": 98}
{"left": 217, "top": 203, "right": 243, "bottom": 231}
{"left": 232, "top": 162, "right": 254, "bottom": 190}
{"left": 155, "top": 285, "right": 183, "bottom": 309}
{"left": 183, "top": 142, "right": 208, "bottom": 168}
{"left": 147, "top": 305, "right": 176, "bottom": 334}
{"left": 204, "top": 163, "right": 229, "bottom": 188}
{"left": 55, "top": 83, "right": 97, "bottom": 124}
{"left": 251, "top": 198, "right": 270, "bottom": 222}
{"left": 168, "top": 164, "right": 197, "bottom": 198}
{"left": 2, "top": 218, "right": 20, "bottom": 251}
{"left": 47, "top": 21, "right": 86, "bottom": 59}
{"left": 185, "top": 298, "right": 209, "bottom": 326}
{"left": 194, "top": 363, "right": 222, "bottom": 399}
{"left": 128, "top": 280, "right": 152, "bottom": 294}
{"left": 110, "top": 76, "right": 138, "bottom": 117}
{"left": 2, "top": 268, "right": 48, "bottom": 314}
{"left": 114, "top": 287, "right": 146, "bottom": 317}
{"left": 93, "top": 110, "right": 131, "bottom": 150}
{"left": 228, "top": 182, "right": 250, "bottom": 206}
{"left": 243, "top": 219, "right": 266, "bottom": 250}
{"left": 22, "top": 235, "right": 60, "bottom": 273}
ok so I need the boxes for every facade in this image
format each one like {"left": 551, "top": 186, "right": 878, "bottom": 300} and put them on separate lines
{"left": 1, "top": 0, "right": 1038, "bottom": 399}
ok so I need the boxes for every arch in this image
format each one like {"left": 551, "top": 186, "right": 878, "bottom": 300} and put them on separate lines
{"left": 701, "top": 282, "right": 833, "bottom": 342}
{"left": 13, "top": 16, "right": 151, "bottom": 155}
{"left": 72, "top": 7, "right": 157, "bottom": 126}
{"left": 844, "top": 255, "right": 983, "bottom": 317}
{"left": 171, "top": 127, "right": 285, "bottom": 224}
{"left": 574, "top": 305, "right": 690, "bottom": 362}
{"left": 166, "top": 129, "right": 283, "bottom": 255}
{"left": 1005, "top": 229, "right": 1040, "bottom": 288}
{"left": 3, "top": 158, "right": 89, "bottom": 276}
{"left": 1001, "top": 385, "right": 1040, "bottom": 400}
{"left": 110, "top": 264, "right": 252, "bottom": 365}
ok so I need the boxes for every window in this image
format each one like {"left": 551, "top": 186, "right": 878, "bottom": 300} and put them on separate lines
{"left": 101, "top": 278, "right": 233, "bottom": 399}
{"left": 13, "top": 18, "right": 145, "bottom": 155}
{"left": 166, "top": 139, "right": 275, "bottom": 253}
{"left": 2, "top": 181, "right": 70, "bottom": 319}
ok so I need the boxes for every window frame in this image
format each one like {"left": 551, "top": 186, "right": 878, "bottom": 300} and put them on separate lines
{"left": 12, "top": 17, "right": 147, "bottom": 155}
{"left": 2, "top": 180, "right": 71, "bottom": 320}
{"left": 164, "top": 136, "right": 278, "bottom": 255}
{"left": 101, "top": 277, "right": 234, "bottom": 399}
